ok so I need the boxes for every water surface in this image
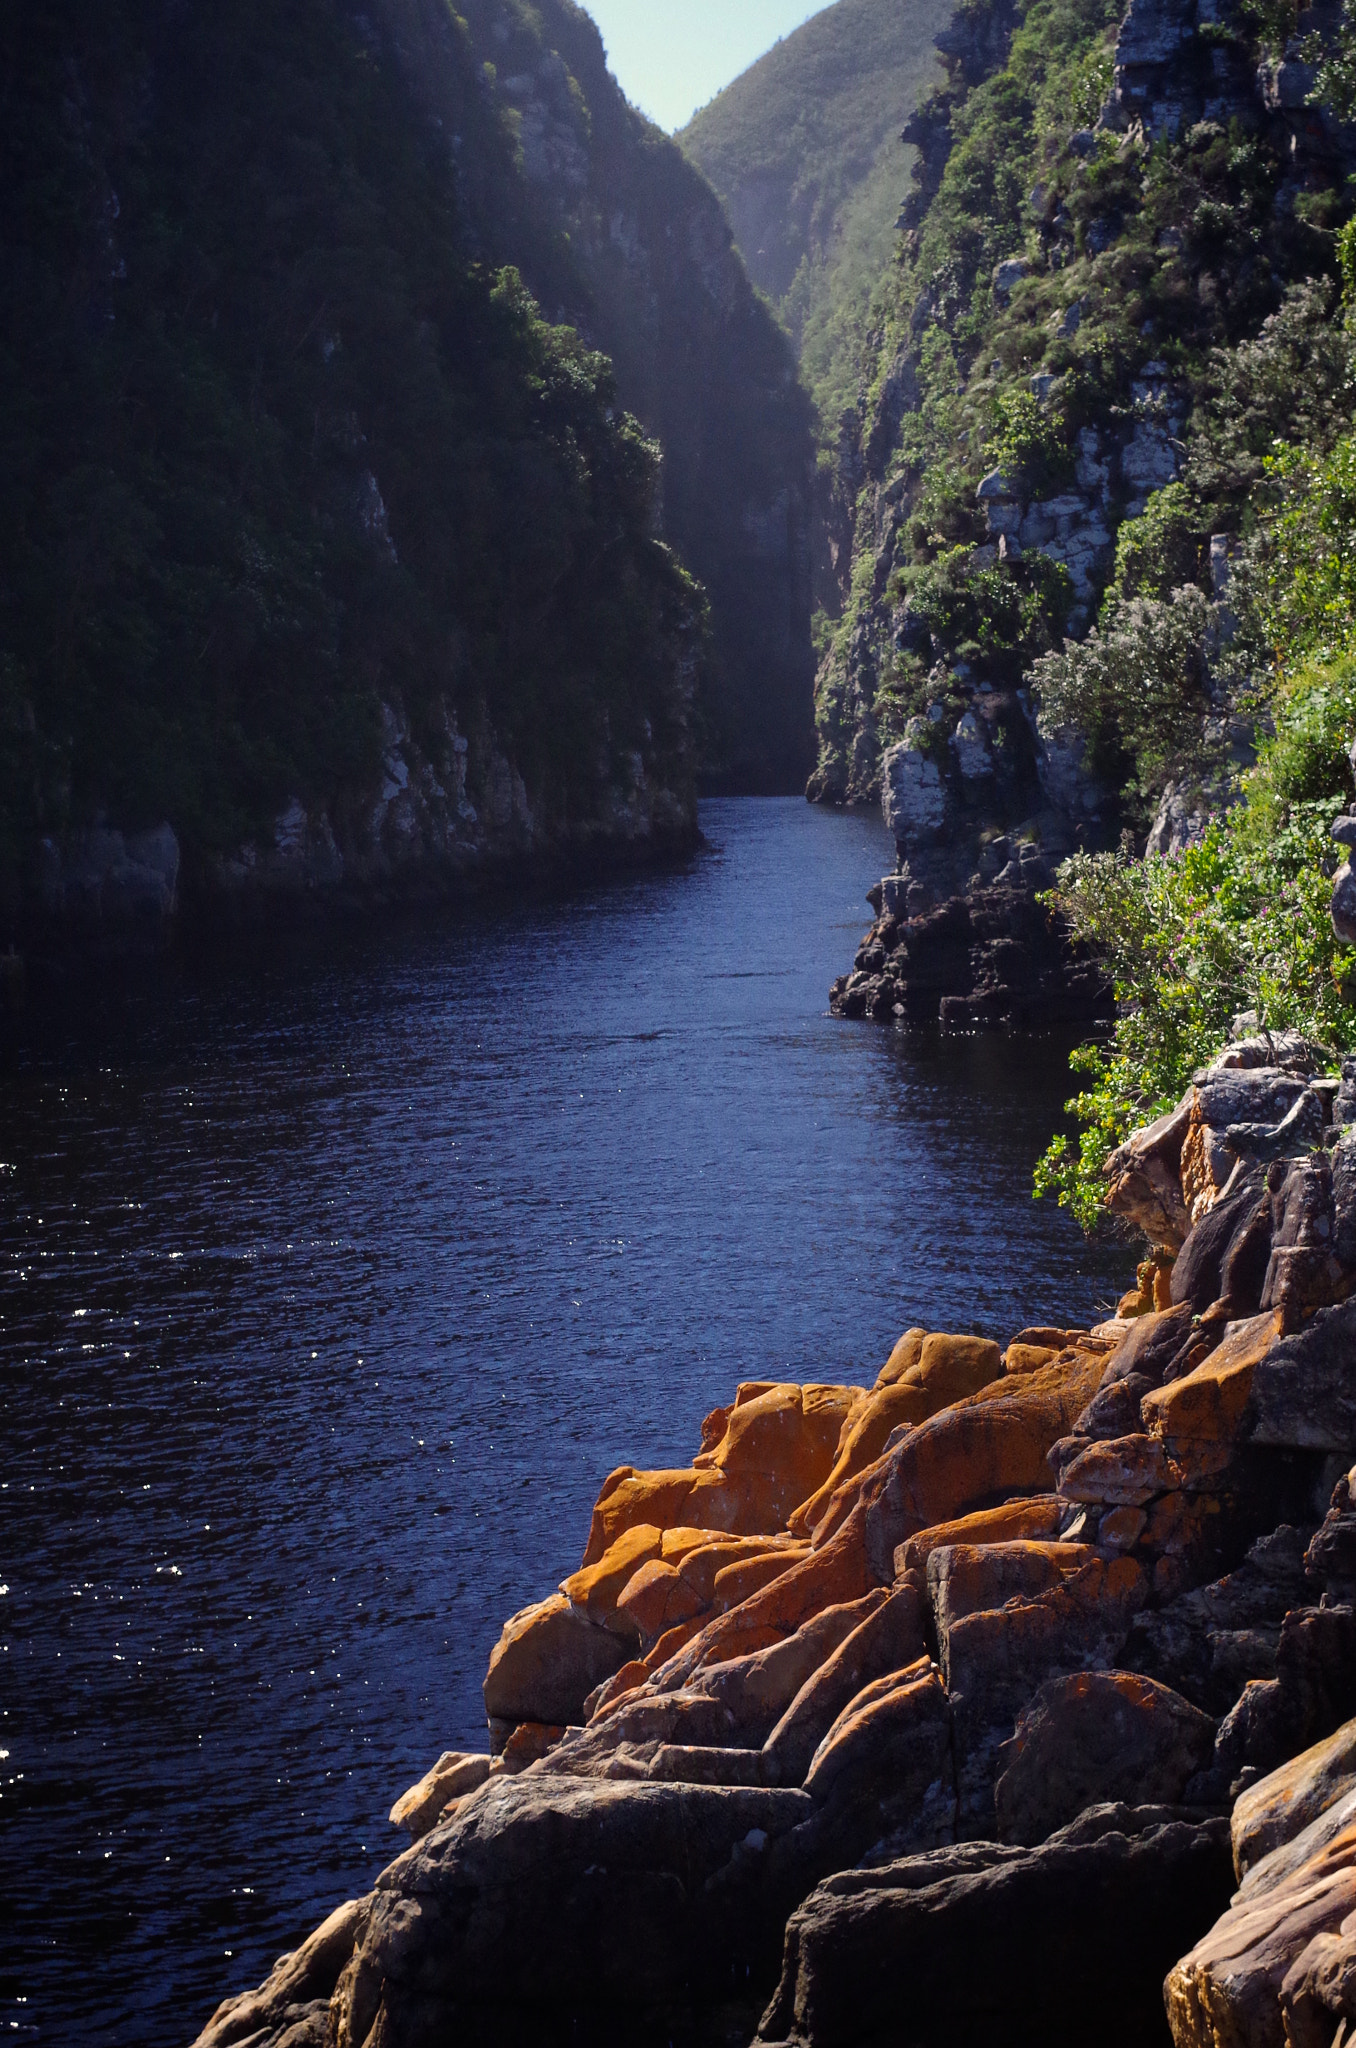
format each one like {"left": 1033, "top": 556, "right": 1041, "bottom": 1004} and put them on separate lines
{"left": 1, "top": 797, "right": 1131, "bottom": 2043}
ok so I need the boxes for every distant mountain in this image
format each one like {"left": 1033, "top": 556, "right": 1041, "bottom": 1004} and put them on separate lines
{"left": 680, "top": 0, "right": 955, "bottom": 431}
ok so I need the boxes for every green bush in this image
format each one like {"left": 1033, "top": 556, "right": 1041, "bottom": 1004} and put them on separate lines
{"left": 1107, "top": 484, "right": 1203, "bottom": 605}
{"left": 1030, "top": 585, "right": 1212, "bottom": 792}
{"left": 985, "top": 388, "right": 1075, "bottom": 496}
{"left": 1035, "top": 655, "right": 1356, "bottom": 1230}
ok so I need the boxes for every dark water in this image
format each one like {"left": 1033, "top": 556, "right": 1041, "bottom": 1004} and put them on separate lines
{"left": 0, "top": 798, "right": 1132, "bottom": 2045}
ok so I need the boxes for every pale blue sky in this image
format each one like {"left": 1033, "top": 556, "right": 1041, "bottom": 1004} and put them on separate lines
{"left": 582, "top": 1, "right": 829, "bottom": 131}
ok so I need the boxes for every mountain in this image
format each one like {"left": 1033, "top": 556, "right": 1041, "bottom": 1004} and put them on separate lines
{"left": 680, "top": 0, "right": 956, "bottom": 432}
{"left": 0, "top": 0, "right": 816, "bottom": 949}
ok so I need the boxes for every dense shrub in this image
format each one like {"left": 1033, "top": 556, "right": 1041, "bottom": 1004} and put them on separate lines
{"left": 1030, "top": 586, "right": 1213, "bottom": 791}
{"left": 1035, "top": 656, "right": 1356, "bottom": 1229}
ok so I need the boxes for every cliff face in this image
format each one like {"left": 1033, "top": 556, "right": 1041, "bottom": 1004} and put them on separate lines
{"left": 366, "top": 0, "right": 819, "bottom": 796}
{"left": 0, "top": 0, "right": 817, "bottom": 956}
{"left": 809, "top": 0, "right": 1356, "bottom": 856}
{"left": 189, "top": 1025, "right": 1356, "bottom": 2048}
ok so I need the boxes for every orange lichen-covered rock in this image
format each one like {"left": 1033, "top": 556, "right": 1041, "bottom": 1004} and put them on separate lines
{"left": 825, "top": 1348, "right": 1108, "bottom": 1577}
{"left": 763, "top": 1583, "right": 928, "bottom": 1785}
{"left": 580, "top": 1382, "right": 862, "bottom": 1566}
{"left": 614, "top": 1559, "right": 705, "bottom": 1643}
{"left": 905, "top": 1333, "right": 1004, "bottom": 1405}
{"left": 712, "top": 1548, "right": 806, "bottom": 1610}
{"left": 651, "top": 1504, "right": 877, "bottom": 1689}
{"left": 1057, "top": 1434, "right": 1171, "bottom": 1507}
{"left": 788, "top": 1384, "right": 940, "bottom": 1537}
{"left": 483, "top": 1593, "right": 631, "bottom": 1734}
{"left": 687, "top": 1591, "right": 887, "bottom": 1745}
{"left": 675, "top": 1534, "right": 804, "bottom": 1608}
{"left": 1142, "top": 1308, "right": 1282, "bottom": 1450}
{"left": 928, "top": 1540, "right": 1099, "bottom": 1635}
{"left": 893, "top": 1495, "right": 1063, "bottom": 1575}
{"left": 790, "top": 1336, "right": 1005, "bottom": 1537}
{"left": 874, "top": 1328, "right": 927, "bottom": 1388}
{"left": 559, "top": 1524, "right": 663, "bottom": 1626}
{"left": 802, "top": 1658, "right": 953, "bottom": 1824}
{"left": 1004, "top": 1342, "right": 1062, "bottom": 1375}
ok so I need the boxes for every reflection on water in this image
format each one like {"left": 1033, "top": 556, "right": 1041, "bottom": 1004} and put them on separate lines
{"left": 0, "top": 798, "right": 1132, "bottom": 2043}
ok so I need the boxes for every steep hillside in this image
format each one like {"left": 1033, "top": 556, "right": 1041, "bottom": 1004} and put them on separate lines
{"left": 0, "top": 0, "right": 818, "bottom": 951}
{"left": 680, "top": 0, "right": 954, "bottom": 429}
{"left": 809, "top": 0, "right": 1356, "bottom": 850}
{"left": 373, "top": 0, "right": 819, "bottom": 794}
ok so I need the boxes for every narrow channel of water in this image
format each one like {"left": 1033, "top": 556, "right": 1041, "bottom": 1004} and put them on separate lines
{"left": 0, "top": 797, "right": 1132, "bottom": 2043}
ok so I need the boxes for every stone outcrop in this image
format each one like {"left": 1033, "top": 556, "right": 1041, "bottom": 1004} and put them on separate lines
{"left": 829, "top": 871, "right": 1111, "bottom": 1028}
{"left": 757, "top": 1807, "right": 1235, "bottom": 2048}
{"left": 193, "top": 1027, "right": 1356, "bottom": 2048}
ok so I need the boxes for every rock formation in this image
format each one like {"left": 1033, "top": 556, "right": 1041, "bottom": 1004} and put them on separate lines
{"left": 191, "top": 1024, "right": 1356, "bottom": 2048}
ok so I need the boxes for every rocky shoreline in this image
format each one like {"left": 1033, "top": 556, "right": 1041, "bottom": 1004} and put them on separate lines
{"left": 189, "top": 1023, "right": 1356, "bottom": 2048}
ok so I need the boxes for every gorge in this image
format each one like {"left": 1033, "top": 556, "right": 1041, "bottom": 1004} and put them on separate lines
{"left": 11, "top": 0, "right": 1356, "bottom": 2038}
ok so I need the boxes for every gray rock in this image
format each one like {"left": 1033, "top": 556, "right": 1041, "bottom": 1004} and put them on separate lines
{"left": 1251, "top": 1299, "right": 1356, "bottom": 1450}
{"left": 753, "top": 1806, "right": 1234, "bottom": 2048}
{"left": 1333, "top": 862, "right": 1356, "bottom": 946}
{"left": 993, "top": 1673, "right": 1215, "bottom": 1844}
{"left": 881, "top": 739, "right": 948, "bottom": 848}
{"left": 321, "top": 1774, "right": 825, "bottom": 2047}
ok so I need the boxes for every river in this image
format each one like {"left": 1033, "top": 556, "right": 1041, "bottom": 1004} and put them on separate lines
{"left": 1, "top": 797, "right": 1131, "bottom": 2044}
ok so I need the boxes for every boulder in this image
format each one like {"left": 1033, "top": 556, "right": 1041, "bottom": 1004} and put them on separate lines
{"left": 686, "top": 1591, "right": 890, "bottom": 1746}
{"left": 1234, "top": 1716, "right": 1356, "bottom": 1879}
{"left": 802, "top": 1659, "right": 953, "bottom": 1828}
{"left": 755, "top": 1806, "right": 1234, "bottom": 2048}
{"left": 1141, "top": 1309, "right": 1283, "bottom": 1451}
{"left": 483, "top": 1594, "right": 631, "bottom": 1735}
{"left": 649, "top": 1507, "right": 879, "bottom": 1689}
{"left": 1250, "top": 1299, "right": 1356, "bottom": 1450}
{"left": 892, "top": 1494, "right": 1063, "bottom": 1573}
{"left": 1056, "top": 1433, "right": 1171, "bottom": 1505}
{"left": 389, "top": 1752, "right": 493, "bottom": 1839}
{"left": 190, "top": 1897, "right": 367, "bottom": 2048}
{"left": 763, "top": 1586, "right": 929, "bottom": 1786}
{"left": 994, "top": 1672, "right": 1215, "bottom": 1844}
{"left": 324, "top": 1775, "right": 826, "bottom": 2048}
{"left": 581, "top": 1383, "right": 863, "bottom": 1564}
{"left": 1165, "top": 1787, "right": 1356, "bottom": 2048}
{"left": 790, "top": 1335, "right": 1002, "bottom": 1535}
{"left": 835, "top": 1347, "right": 1108, "bottom": 1577}
{"left": 559, "top": 1524, "right": 662, "bottom": 1626}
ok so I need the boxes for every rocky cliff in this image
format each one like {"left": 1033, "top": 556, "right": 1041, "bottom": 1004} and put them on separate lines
{"left": 808, "top": 0, "right": 1356, "bottom": 900}
{"left": 382, "top": 0, "right": 818, "bottom": 794}
{"left": 189, "top": 1021, "right": 1356, "bottom": 2048}
{"left": 1, "top": 0, "right": 817, "bottom": 963}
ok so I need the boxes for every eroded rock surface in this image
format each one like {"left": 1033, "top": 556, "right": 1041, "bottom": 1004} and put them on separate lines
{"left": 194, "top": 1031, "right": 1356, "bottom": 2048}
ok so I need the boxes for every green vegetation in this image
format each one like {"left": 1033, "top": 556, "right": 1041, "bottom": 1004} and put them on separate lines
{"left": 1036, "top": 423, "right": 1356, "bottom": 1225}
{"left": 810, "top": 0, "right": 1356, "bottom": 801}
{"left": 679, "top": 0, "right": 955, "bottom": 430}
{"left": 0, "top": 0, "right": 706, "bottom": 899}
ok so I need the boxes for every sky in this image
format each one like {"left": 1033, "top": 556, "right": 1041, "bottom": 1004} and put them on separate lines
{"left": 581, "top": 1, "right": 829, "bottom": 132}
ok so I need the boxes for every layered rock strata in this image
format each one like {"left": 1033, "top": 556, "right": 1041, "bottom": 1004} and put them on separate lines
{"left": 192, "top": 1031, "right": 1356, "bottom": 2048}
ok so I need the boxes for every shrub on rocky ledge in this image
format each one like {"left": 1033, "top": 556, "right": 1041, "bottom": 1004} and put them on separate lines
{"left": 1036, "top": 661, "right": 1356, "bottom": 1229}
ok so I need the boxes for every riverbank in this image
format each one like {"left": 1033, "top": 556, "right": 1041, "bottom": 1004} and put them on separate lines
{"left": 191, "top": 1023, "right": 1356, "bottom": 2048}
